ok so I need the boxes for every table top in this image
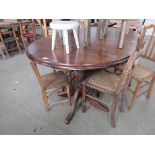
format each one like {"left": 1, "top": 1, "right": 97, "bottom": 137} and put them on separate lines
{"left": 27, "top": 27, "right": 138, "bottom": 71}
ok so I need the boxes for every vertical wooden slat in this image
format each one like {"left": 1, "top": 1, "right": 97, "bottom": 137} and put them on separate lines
{"left": 149, "top": 37, "right": 155, "bottom": 58}
{"left": 0, "top": 29, "right": 9, "bottom": 55}
{"left": 119, "top": 20, "right": 127, "bottom": 48}
{"left": 145, "top": 26, "right": 155, "bottom": 56}
{"left": 12, "top": 24, "right": 22, "bottom": 53}
{"left": 31, "top": 19, "right": 36, "bottom": 40}
{"left": 43, "top": 19, "right": 48, "bottom": 37}
{"left": 36, "top": 19, "right": 45, "bottom": 37}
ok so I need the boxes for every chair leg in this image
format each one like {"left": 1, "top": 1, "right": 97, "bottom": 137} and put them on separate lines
{"left": 147, "top": 76, "right": 155, "bottom": 99}
{"left": 82, "top": 83, "right": 86, "bottom": 113}
{"left": 43, "top": 92, "right": 48, "bottom": 111}
{"left": 3, "top": 46, "right": 10, "bottom": 58}
{"left": 0, "top": 50, "right": 5, "bottom": 59}
{"left": 111, "top": 96, "right": 119, "bottom": 128}
{"left": 128, "top": 81, "right": 142, "bottom": 110}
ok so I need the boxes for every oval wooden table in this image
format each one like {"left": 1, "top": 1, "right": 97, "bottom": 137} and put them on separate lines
{"left": 27, "top": 27, "right": 138, "bottom": 124}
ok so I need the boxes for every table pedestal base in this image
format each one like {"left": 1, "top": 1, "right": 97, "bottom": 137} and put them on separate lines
{"left": 65, "top": 88, "right": 80, "bottom": 124}
{"left": 65, "top": 71, "right": 109, "bottom": 125}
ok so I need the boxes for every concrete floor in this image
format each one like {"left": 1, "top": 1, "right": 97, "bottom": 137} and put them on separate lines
{"left": 0, "top": 51, "right": 155, "bottom": 135}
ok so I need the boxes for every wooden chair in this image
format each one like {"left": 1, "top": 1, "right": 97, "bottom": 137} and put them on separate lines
{"left": 115, "top": 24, "right": 155, "bottom": 110}
{"left": 29, "top": 60, "right": 71, "bottom": 111}
{"left": 0, "top": 24, "right": 22, "bottom": 54}
{"left": 82, "top": 51, "right": 142, "bottom": 128}
{"left": 19, "top": 20, "right": 36, "bottom": 49}
{"left": 35, "top": 19, "right": 53, "bottom": 37}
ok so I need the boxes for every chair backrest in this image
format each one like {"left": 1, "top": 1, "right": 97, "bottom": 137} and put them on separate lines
{"left": 116, "top": 50, "right": 142, "bottom": 94}
{"left": 35, "top": 19, "right": 53, "bottom": 37}
{"left": 29, "top": 60, "right": 45, "bottom": 92}
{"left": 19, "top": 20, "right": 36, "bottom": 39}
{"left": 136, "top": 24, "right": 155, "bottom": 62}
{"left": 0, "top": 24, "right": 17, "bottom": 49}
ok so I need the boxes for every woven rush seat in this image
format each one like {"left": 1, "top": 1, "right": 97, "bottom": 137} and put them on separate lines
{"left": 86, "top": 70, "right": 121, "bottom": 92}
{"left": 42, "top": 71, "right": 69, "bottom": 90}
{"left": 132, "top": 64, "right": 155, "bottom": 81}
{"left": 116, "top": 64, "right": 155, "bottom": 81}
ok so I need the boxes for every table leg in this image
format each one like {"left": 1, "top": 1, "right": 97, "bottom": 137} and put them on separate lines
{"left": 65, "top": 88, "right": 80, "bottom": 124}
{"left": 65, "top": 71, "right": 84, "bottom": 124}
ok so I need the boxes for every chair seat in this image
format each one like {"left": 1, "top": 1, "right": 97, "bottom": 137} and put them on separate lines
{"left": 42, "top": 71, "right": 68, "bottom": 90}
{"left": 132, "top": 64, "right": 155, "bottom": 81}
{"left": 116, "top": 63, "right": 155, "bottom": 81}
{"left": 86, "top": 70, "right": 121, "bottom": 92}
{"left": 23, "top": 32, "right": 33, "bottom": 38}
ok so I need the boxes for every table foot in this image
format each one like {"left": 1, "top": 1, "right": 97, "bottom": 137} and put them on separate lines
{"left": 65, "top": 88, "right": 80, "bottom": 124}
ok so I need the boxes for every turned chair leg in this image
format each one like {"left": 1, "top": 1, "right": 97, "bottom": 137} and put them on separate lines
{"left": 128, "top": 81, "right": 142, "bottom": 110}
{"left": 147, "top": 76, "right": 155, "bottom": 99}
{"left": 82, "top": 83, "right": 86, "bottom": 113}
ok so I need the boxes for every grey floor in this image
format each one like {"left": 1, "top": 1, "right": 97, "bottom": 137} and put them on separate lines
{"left": 0, "top": 51, "right": 155, "bottom": 135}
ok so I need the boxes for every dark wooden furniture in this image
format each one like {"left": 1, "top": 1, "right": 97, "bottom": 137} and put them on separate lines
{"left": 26, "top": 27, "right": 138, "bottom": 124}
{"left": 115, "top": 24, "right": 155, "bottom": 110}
{"left": 19, "top": 20, "right": 36, "bottom": 49}
{"left": 82, "top": 51, "right": 142, "bottom": 128}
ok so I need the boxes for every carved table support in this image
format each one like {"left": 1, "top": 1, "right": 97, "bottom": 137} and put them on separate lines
{"left": 65, "top": 71, "right": 84, "bottom": 124}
